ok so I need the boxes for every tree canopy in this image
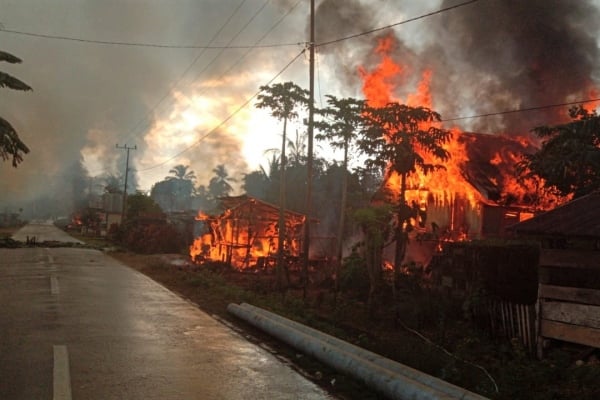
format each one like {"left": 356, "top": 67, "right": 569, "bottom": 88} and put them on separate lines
{"left": 0, "top": 50, "right": 31, "bottom": 167}
{"left": 518, "top": 106, "right": 600, "bottom": 198}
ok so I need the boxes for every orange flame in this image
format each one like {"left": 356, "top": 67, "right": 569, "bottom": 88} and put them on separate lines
{"left": 358, "top": 34, "right": 567, "bottom": 239}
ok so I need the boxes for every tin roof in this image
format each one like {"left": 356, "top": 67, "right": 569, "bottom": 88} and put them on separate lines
{"left": 508, "top": 191, "right": 600, "bottom": 238}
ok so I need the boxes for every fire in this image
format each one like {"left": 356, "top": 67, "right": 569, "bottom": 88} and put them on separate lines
{"left": 358, "top": 33, "right": 567, "bottom": 240}
{"left": 189, "top": 196, "right": 306, "bottom": 270}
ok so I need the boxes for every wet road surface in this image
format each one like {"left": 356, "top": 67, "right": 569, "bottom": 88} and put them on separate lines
{"left": 0, "top": 222, "right": 334, "bottom": 399}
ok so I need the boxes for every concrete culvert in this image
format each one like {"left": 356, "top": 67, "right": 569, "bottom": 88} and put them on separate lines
{"left": 227, "top": 303, "right": 489, "bottom": 400}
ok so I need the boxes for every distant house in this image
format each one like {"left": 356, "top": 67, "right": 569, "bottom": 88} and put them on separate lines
{"left": 190, "top": 195, "right": 306, "bottom": 269}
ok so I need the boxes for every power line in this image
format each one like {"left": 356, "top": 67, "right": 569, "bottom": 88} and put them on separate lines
{"left": 0, "top": 27, "right": 302, "bottom": 49}
{"left": 316, "top": 0, "right": 481, "bottom": 48}
{"left": 124, "top": 0, "right": 301, "bottom": 145}
{"left": 122, "top": 0, "right": 250, "bottom": 144}
{"left": 136, "top": 49, "right": 306, "bottom": 172}
{"left": 441, "top": 97, "right": 600, "bottom": 122}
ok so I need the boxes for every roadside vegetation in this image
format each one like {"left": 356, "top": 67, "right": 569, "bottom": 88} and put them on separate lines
{"left": 82, "top": 234, "right": 597, "bottom": 400}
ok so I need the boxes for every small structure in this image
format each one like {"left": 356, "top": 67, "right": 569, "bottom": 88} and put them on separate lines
{"left": 190, "top": 195, "right": 306, "bottom": 269}
{"left": 508, "top": 191, "right": 600, "bottom": 355}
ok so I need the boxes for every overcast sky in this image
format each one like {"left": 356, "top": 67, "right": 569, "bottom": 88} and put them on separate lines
{"left": 1, "top": 0, "right": 599, "bottom": 207}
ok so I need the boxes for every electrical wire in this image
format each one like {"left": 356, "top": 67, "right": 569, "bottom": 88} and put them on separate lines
{"left": 315, "top": 0, "right": 481, "bottom": 48}
{"left": 125, "top": 0, "right": 302, "bottom": 145}
{"left": 0, "top": 27, "right": 301, "bottom": 49}
{"left": 134, "top": 0, "right": 303, "bottom": 171}
{"left": 121, "top": 0, "right": 251, "bottom": 144}
{"left": 441, "top": 97, "right": 600, "bottom": 122}
{"left": 136, "top": 48, "right": 306, "bottom": 172}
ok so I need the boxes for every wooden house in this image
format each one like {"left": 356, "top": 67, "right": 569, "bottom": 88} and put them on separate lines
{"left": 190, "top": 195, "right": 306, "bottom": 269}
{"left": 508, "top": 191, "right": 600, "bottom": 355}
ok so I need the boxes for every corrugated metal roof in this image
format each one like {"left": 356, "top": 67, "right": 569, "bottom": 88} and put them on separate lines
{"left": 508, "top": 191, "right": 600, "bottom": 237}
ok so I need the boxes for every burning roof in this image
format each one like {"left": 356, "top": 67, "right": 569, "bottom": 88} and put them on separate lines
{"left": 458, "top": 132, "right": 537, "bottom": 205}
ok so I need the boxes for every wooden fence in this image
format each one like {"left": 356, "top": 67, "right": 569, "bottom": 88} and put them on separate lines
{"left": 537, "top": 284, "right": 600, "bottom": 357}
{"left": 484, "top": 300, "right": 537, "bottom": 352}
{"left": 475, "top": 284, "right": 600, "bottom": 357}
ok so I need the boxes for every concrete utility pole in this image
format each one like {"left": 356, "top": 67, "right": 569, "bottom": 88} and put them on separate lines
{"left": 302, "top": 0, "right": 315, "bottom": 299}
{"left": 116, "top": 144, "right": 136, "bottom": 224}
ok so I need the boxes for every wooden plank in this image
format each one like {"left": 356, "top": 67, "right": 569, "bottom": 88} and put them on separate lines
{"left": 541, "top": 320, "right": 600, "bottom": 348}
{"left": 542, "top": 301, "right": 600, "bottom": 329}
{"left": 540, "top": 284, "right": 600, "bottom": 306}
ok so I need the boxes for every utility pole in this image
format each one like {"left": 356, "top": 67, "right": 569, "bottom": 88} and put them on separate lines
{"left": 302, "top": 0, "right": 315, "bottom": 299}
{"left": 116, "top": 144, "right": 136, "bottom": 225}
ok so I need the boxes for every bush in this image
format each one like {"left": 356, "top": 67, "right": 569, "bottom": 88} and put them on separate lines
{"left": 122, "top": 222, "right": 183, "bottom": 254}
{"left": 339, "top": 252, "right": 370, "bottom": 298}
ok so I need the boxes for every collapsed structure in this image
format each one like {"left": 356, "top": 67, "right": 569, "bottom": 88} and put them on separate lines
{"left": 189, "top": 195, "right": 306, "bottom": 269}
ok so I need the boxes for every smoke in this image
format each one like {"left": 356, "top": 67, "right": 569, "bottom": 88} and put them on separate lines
{"left": 431, "top": 0, "right": 600, "bottom": 132}
{"left": 315, "top": 0, "right": 600, "bottom": 133}
{"left": 0, "top": 0, "right": 305, "bottom": 212}
{"left": 3, "top": 0, "right": 600, "bottom": 215}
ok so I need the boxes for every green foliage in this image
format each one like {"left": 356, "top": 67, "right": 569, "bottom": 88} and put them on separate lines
{"left": 339, "top": 251, "right": 370, "bottom": 297}
{"left": 126, "top": 192, "right": 163, "bottom": 220}
{"left": 357, "top": 103, "right": 452, "bottom": 178}
{"left": 1, "top": 50, "right": 31, "bottom": 167}
{"left": 255, "top": 81, "right": 310, "bottom": 122}
{"left": 518, "top": 105, "right": 600, "bottom": 198}
{"left": 122, "top": 222, "right": 183, "bottom": 254}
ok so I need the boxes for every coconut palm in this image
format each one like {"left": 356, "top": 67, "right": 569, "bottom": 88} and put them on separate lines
{"left": 166, "top": 164, "right": 196, "bottom": 182}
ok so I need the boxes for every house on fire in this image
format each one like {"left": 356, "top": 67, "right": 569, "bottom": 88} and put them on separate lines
{"left": 394, "top": 131, "right": 564, "bottom": 266}
{"left": 189, "top": 195, "right": 307, "bottom": 269}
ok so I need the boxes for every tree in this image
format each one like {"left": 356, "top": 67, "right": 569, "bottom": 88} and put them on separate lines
{"left": 315, "top": 96, "right": 366, "bottom": 294}
{"left": 518, "top": 106, "right": 600, "bottom": 198}
{"left": 255, "top": 81, "right": 310, "bottom": 290}
{"left": 159, "top": 164, "right": 196, "bottom": 211}
{"left": 167, "top": 164, "right": 196, "bottom": 182}
{"left": 353, "top": 205, "right": 392, "bottom": 314}
{"left": 357, "top": 102, "right": 451, "bottom": 289}
{"left": 1, "top": 50, "right": 31, "bottom": 167}
{"left": 208, "top": 164, "right": 235, "bottom": 200}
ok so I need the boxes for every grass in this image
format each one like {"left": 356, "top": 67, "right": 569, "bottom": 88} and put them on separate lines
{"left": 55, "top": 233, "right": 600, "bottom": 400}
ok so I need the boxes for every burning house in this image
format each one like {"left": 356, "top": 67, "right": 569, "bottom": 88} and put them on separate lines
{"left": 189, "top": 195, "right": 306, "bottom": 269}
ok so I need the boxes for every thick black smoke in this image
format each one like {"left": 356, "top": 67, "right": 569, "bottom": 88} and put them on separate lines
{"left": 433, "top": 0, "right": 600, "bottom": 132}
{"left": 315, "top": 0, "right": 600, "bottom": 133}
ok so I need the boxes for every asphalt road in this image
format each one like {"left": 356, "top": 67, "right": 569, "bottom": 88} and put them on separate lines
{"left": 0, "top": 222, "right": 334, "bottom": 399}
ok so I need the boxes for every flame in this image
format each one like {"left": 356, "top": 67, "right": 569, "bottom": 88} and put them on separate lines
{"left": 358, "top": 34, "right": 568, "bottom": 240}
{"left": 189, "top": 199, "right": 305, "bottom": 270}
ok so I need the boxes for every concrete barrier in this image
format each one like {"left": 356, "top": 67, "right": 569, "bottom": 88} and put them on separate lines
{"left": 227, "top": 303, "right": 489, "bottom": 400}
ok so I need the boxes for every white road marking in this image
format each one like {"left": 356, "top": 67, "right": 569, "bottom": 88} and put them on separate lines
{"left": 50, "top": 275, "right": 59, "bottom": 295}
{"left": 53, "top": 345, "right": 72, "bottom": 400}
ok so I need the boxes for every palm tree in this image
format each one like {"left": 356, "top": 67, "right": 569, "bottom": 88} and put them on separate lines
{"left": 167, "top": 164, "right": 196, "bottom": 182}
{"left": 255, "top": 82, "right": 309, "bottom": 290}
{"left": 208, "top": 164, "right": 235, "bottom": 200}
{"left": 358, "top": 102, "right": 451, "bottom": 292}
{"left": 163, "top": 164, "right": 196, "bottom": 211}
{"left": 316, "top": 95, "right": 366, "bottom": 295}
{"left": 1, "top": 50, "right": 31, "bottom": 167}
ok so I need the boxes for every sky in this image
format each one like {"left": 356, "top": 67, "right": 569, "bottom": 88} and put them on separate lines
{"left": 1, "top": 0, "right": 599, "bottom": 208}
